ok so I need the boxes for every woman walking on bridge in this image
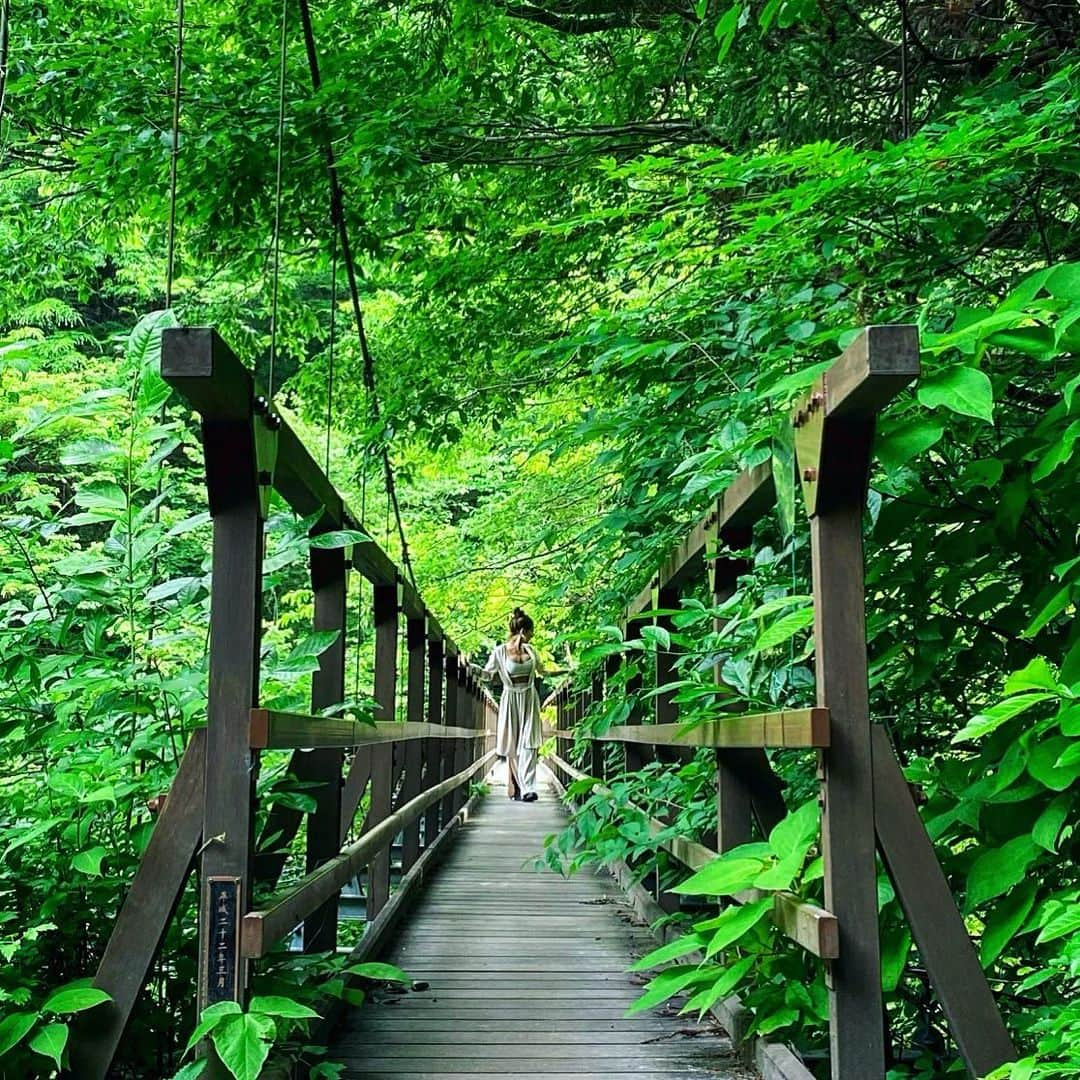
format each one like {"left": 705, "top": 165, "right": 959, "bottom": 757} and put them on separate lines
{"left": 472, "top": 608, "right": 553, "bottom": 803}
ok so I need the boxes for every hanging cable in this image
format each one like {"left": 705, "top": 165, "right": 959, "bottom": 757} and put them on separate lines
{"left": 267, "top": 0, "right": 289, "bottom": 400}
{"left": 295, "top": 0, "right": 416, "bottom": 589}
{"left": 325, "top": 224, "right": 338, "bottom": 478}
{"left": 164, "top": 0, "right": 184, "bottom": 309}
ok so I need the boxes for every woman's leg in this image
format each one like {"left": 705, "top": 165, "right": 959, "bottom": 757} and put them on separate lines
{"left": 518, "top": 744, "right": 538, "bottom": 800}
{"left": 506, "top": 753, "right": 522, "bottom": 798}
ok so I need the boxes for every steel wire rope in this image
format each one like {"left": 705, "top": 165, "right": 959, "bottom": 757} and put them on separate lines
{"left": 294, "top": 0, "right": 416, "bottom": 590}
{"left": 164, "top": 0, "right": 184, "bottom": 308}
{"left": 267, "top": 0, "right": 290, "bottom": 399}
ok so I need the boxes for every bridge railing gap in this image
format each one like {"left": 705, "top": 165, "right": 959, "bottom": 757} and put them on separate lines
{"left": 547, "top": 324, "right": 1018, "bottom": 1080}
{"left": 70, "top": 327, "right": 496, "bottom": 1078}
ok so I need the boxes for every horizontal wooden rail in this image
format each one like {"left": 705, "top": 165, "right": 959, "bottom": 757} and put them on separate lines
{"left": 242, "top": 749, "right": 496, "bottom": 957}
{"left": 773, "top": 891, "right": 839, "bottom": 959}
{"left": 249, "top": 709, "right": 489, "bottom": 750}
{"left": 547, "top": 750, "right": 838, "bottom": 960}
{"left": 600, "top": 708, "right": 829, "bottom": 749}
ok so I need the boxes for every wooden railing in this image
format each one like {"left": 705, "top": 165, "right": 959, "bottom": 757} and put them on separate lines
{"left": 71, "top": 328, "right": 497, "bottom": 1077}
{"left": 547, "top": 326, "right": 1016, "bottom": 1080}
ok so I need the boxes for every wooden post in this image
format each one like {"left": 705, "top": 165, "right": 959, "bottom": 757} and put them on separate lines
{"left": 367, "top": 580, "right": 399, "bottom": 919}
{"left": 797, "top": 327, "right": 919, "bottom": 1077}
{"left": 589, "top": 672, "right": 605, "bottom": 780}
{"left": 424, "top": 635, "right": 445, "bottom": 846}
{"left": 712, "top": 526, "right": 755, "bottom": 853}
{"left": 302, "top": 543, "right": 347, "bottom": 953}
{"left": 197, "top": 407, "right": 265, "bottom": 1014}
{"left": 454, "top": 656, "right": 470, "bottom": 813}
{"left": 441, "top": 647, "right": 459, "bottom": 822}
{"left": 623, "top": 618, "right": 649, "bottom": 774}
{"left": 400, "top": 615, "right": 426, "bottom": 871}
{"left": 654, "top": 583, "right": 679, "bottom": 727}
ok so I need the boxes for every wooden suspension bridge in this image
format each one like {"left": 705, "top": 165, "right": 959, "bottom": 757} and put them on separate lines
{"left": 66, "top": 324, "right": 1019, "bottom": 1080}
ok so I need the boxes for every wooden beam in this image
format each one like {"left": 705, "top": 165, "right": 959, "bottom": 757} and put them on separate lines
{"left": 303, "top": 543, "right": 346, "bottom": 954}
{"left": 249, "top": 710, "right": 484, "bottom": 749}
{"left": 241, "top": 750, "right": 496, "bottom": 957}
{"left": 602, "top": 709, "right": 829, "bottom": 749}
{"left": 719, "top": 460, "right": 776, "bottom": 538}
{"left": 821, "top": 325, "right": 919, "bottom": 420}
{"left": 70, "top": 732, "right": 206, "bottom": 1079}
{"left": 773, "top": 892, "right": 839, "bottom": 960}
{"left": 871, "top": 726, "right": 1015, "bottom": 1076}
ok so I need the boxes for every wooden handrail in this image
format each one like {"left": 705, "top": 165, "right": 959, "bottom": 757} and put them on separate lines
{"left": 241, "top": 749, "right": 496, "bottom": 957}
{"left": 600, "top": 709, "right": 829, "bottom": 749}
{"left": 249, "top": 709, "right": 490, "bottom": 749}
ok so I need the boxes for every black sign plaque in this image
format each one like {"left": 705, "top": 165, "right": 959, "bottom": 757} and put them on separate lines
{"left": 204, "top": 876, "right": 241, "bottom": 1005}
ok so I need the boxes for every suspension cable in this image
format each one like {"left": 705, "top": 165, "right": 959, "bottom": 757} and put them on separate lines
{"left": 325, "top": 223, "right": 337, "bottom": 478}
{"left": 267, "top": 0, "right": 289, "bottom": 399}
{"left": 164, "top": 0, "right": 184, "bottom": 308}
{"left": 295, "top": 0, "right": 416, "bottom": 589}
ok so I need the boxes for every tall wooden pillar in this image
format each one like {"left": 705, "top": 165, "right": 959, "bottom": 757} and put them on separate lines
{"left": 368, "top": 579, "right": 400, "bottom": 919}
{"left": 401, "top": 615, "right": 426, "bottom": 871}
{"left": 454, "top": 657, "right": 470, "bottom": 813}
{"left": 441, "top": 647, "right": 459, "bottom": 822}
{"left": 424, "top": 635, "right": 445, "bottom": 845}
{"left": 303, "top": 543, "right": 346, "bottom": 953}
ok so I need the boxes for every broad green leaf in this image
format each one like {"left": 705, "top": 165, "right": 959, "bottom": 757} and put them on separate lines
{"left": 342, "top": 962, "right": 410, "bottom": 983}
{"left": 72, "top": 846, "right": 108, "bottom": 876}
{"left": 1028, "top": 735, "right": 1079, "bottom": 791}
{"left": 965, "top": 836, "right": 1040, "bottom": 912}
{"left": 184, "top": 1001, "right": 243, "bottom": 1052}
{"left": 309, "top": 529, "right": 372, "bottom": 550}
{"left": 248, "top": 996, "right": 319, "bottom": 1020}
{"left": 951, "top": 692, "right": 1056, "bottom": 743}
{"left": 917, "top": 367, "right": 994, "bottom": 423}
{"left": 678, "top": 954, "right": 755, "bottom": 1016}
{"left": 0, "top": 1012, "right": 38, "bottom": 1056}
{"left": 170, "top": 1061, "right": 209, "bottom": 1080}
{"left": 1022, "top": 586, "right": 1072, "bottom": 638}
{"left": 1032, "top": 793, "right": 1071, "bottom": 852}
{"left": 704, "top": 899, "right": 771, "bottom": 957}
{"left": 767, "top": 800, "right": 818, "bottom": 861}
{"left": 29, "top": 1022, "right": 67, "bottom": 1070}
{"left": 42, "top": 986, "right": 111, "bottom": 1015}
{"left": 1003, "top": 657, "right": 1061, "bottom": 695}
{"left": 640, "top": 625, "right": 671, "bottom": 650}
{"left": 1035, "top": 905, "right": 1080, "bottom": 945}
{"left": 881, "top": 925, "right": 912, "bottom": 991}
{"left": 756, "top": 1006, "right": 799, "bottom": 1035}
{"left": 628, "top": 933, "right": 707, "bottom": 972}
{"left": 876, "top": 419, "right": 944, "bottom": 471}
{"left": 74, "top": 481, "right": 127, "bottom": 513}
{"left": 625, "top": 963, "right": 719, "bottom": 1015}
{"left": 672, "top": 857, "right": 766, "bottom": 896}
{"left": 211, "top": 1013, "right": 271, "bottom": 1080}
{"left": 753, "top": 607, "right": 813, "bottom": 653}
{"left": 60, "top": 438, "right": 123, "bottom": 466}
{"left": 980, "top": 881, "right": 1037, "bottom": 967}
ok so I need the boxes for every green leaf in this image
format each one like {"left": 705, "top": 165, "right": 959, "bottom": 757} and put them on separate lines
{"left": 704, "top": 899, "right": 772, "bottom": 957}
{"left": 74, "top": 481, "right": 128, "bottom": 513}
{"left": 29, "top": 1022, "right": 68, "bottom": 1070}
{"left": 170, "top": 1061, "right": 209, "bottom": 1080}
{"left": 917, "top": 367, "right": 994, "bottom": 424}
{"left": 628, "top": 933, "right": 708, "bottom": 972}
{"left": 979, "top": 881, "right": 1037, "bottom": 967}
{"left": 1035, "top": 904, "right": 1080, "bottom": 946}
{"left": 184, "top": 1001, "right": 243, "bottom": 1052}
{"left": 672, "top": 856, "right": 766, "bottom": 896}
{"left": 965, "top": 836, "right": 1040, "bottom": 912}
{"left": 753, "top": 607, "right": 813, "bottom": 652}
{"left": 756, "top": 1006, "right": 799, "bottom": 1035}
{"left": 951, "top": 692, "right": 1056, "bottom": 743}
{"left": 309, "top": 529, "right": 372, "bottom": 550}
{"left": 714, "top": 3, "right": 742, "bottom": 64}
{"left": 42, "top": 986, "right": 111, "bottom": 1015}
{"left": 1032, "top": 793, "right": 1071, "bottom": 852}
{"left": 60, "top": 438, "right": 124, "bottom": 466}
{"left": 678, "top": 954, "right": 755, "bottom": 1016}
{"left": 248, "top": 996, "right": 320, "bottom": 1020}
{"left": 1028, "top": 735, "right": 1079, "bottom": 791}
{"left": 767, "top": 800, "right": 818, "bottom": 861}
{"left": 0, "top": 1012, "right": 38, "bottom": 1056}
{"left": 1003, "top": 657, "right": 1061, "bottom": 695}
{"left": 211, "top": 1013, "right": 271, "bottom": 1080}
{"left": 625, "top": 963, "right": 719, "bottom": 1015}
{"left": 72, "top": 846, "right": 108, "bottom": 876}
{"left": 342, "top": 962, "right": 410, "bottom": 983}
{"left": 876, "top": 419, "right": 944, "bottom": 471}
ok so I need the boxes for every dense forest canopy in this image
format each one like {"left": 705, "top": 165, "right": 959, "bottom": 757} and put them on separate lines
{"left": 1, "top": 0, "right": 1079, "bottom": 1076}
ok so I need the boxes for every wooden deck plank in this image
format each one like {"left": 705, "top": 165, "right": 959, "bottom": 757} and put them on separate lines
{"left": 327, "top": 766, "right": 753, "bottom": 1079}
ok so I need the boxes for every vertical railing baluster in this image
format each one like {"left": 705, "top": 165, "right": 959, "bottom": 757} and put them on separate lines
{"left": 424, "top": 635, "right": 445, "bottom": 846}
{"left": 368, "top": 579, "right": 399, "bottom": 919}
{"left": 401, "top": 614, "right": 426, "bottom": 872}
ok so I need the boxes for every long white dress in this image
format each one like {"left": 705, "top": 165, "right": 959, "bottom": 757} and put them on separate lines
{"left": 478, "top": 643, "right": 547, "bottom": 796}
